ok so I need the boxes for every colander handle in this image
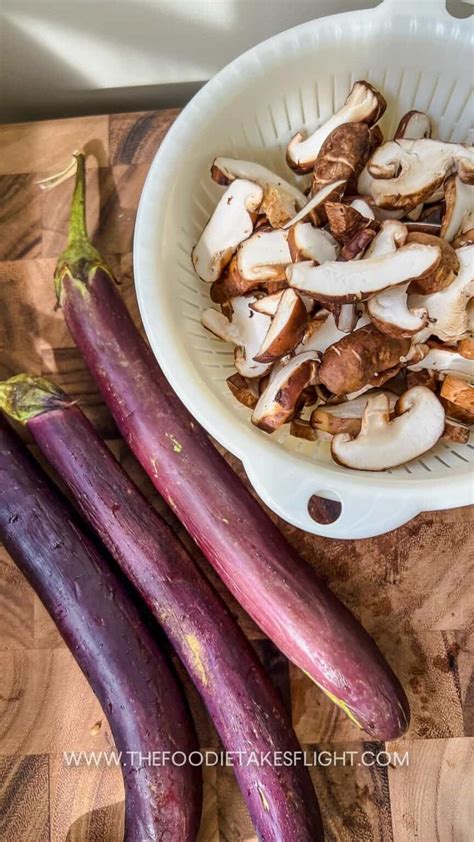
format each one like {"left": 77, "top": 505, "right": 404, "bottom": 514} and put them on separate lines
{"left": 244, "top": 453, "right": 420, "bottom": 539}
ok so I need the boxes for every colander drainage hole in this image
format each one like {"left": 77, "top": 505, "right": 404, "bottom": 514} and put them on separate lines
{"left": 308, "top": 492, "right": 342, "bottom": 525}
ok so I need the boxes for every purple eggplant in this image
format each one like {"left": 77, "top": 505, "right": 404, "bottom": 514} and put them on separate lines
{"left": 52, "top": 152, "right": 409, "bottom": 740}
{"left": 0, "top": 415, "right": 201, "bottom": 842}
{"left": 0, "top": 377, "right": 325, "bottom": 842}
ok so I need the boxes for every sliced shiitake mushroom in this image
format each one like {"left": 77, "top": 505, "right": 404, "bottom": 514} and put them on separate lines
{"left": 440, "top": 376, "right": 474, "bottom": 424}
{"left": 252, "top": 351, "right": 320, "bottom": 432}
{"left": 410, "top": 244, "right": 474, "bottom": 343}
{"left": 318, "top": 324, "right": 411, "bottom": 395}
{"left": 442, "top": 419, "right": 471, "bottom": 444}
{"left": 331, "top": 387, "right": 445, "bottom": 470}
{"left": 408, "top": 348, "right": 474, "bottom": 382}
{"left": 311, "top": 123, "right": 382, "bottom": 201}
{"left": 362, "top": 138, "right": 474, "bottom": 210}
{"left": 201, "top": 295, "right": 272, "bottom": 378}
{"left": 287, "top": 222, "right": 339, "bottom": 263}
{"left": 192, "top": 179, "right": 263, "bottom": 282}
{"left": 226, "top": 373, "right": 260, "bottom": 408}
{"left": 254, "top": 289, "right": 307, "bottom": 363}
{"left": 311, "top": 390, "right": 397, "bottom": 436}
{"left": 394, "top": 110, "right": 432, "bottom": 141}
{"left": 406, "top": 232, "right": 460, "bottom": 295}
{"left": 440, "top": 175, "right": 474, "bottom": 243}
{"left": 287, "top": 242, "right": 441, "bottom": 303}
{"left": 287, "top": 80, "right": 386, "bottom": 173}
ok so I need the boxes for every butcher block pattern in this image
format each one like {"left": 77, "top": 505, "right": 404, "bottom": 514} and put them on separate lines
{"left": 0, "top": 111, "right": 473, "bottom": 842}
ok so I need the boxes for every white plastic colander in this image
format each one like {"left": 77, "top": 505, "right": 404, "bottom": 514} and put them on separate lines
{"left": 134, "top": 0, "right": 474, "bottom": 538}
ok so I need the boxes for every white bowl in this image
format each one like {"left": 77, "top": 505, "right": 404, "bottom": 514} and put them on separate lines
{"left": 134, "top": 0, "right": 474, "bottom": 538}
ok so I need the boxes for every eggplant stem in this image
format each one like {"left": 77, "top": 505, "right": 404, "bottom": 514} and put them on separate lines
{"left": 0, "top": 375, "right": 67, "bottom": 425}
{"left": 68, "top": 153, "right": 88, "bottom": 248}
{"left": 54, "top": 152, "right": 105, "bottom": 304}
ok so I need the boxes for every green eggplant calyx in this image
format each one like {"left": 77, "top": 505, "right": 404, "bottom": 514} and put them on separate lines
{"left": 0, "top": 375, "right": 69, "bottom": 425}
{"left": 54, "top": 153, "right": 104, "bottom": 304}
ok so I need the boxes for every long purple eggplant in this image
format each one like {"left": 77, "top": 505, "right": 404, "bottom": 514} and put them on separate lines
{"left": 0, "top": 376, "right": 325, "bottom": 842}
{"left": 0, "top": 415, "right": 201, "bottom": 842}
{"left": 53, "top": 152, "right": 409, "bottom": 740}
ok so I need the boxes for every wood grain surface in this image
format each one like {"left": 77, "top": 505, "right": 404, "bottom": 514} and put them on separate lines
{"left": 0, "top": 111, "right": 473, "bottom": 842}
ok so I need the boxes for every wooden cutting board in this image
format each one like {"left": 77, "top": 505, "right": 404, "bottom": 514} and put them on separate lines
{"left": 0, "top": 111, "right": 472, "bottom": 842}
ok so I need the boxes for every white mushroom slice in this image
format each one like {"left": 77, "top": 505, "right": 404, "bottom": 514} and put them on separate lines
{"left": 201, "top": 308, "right": 242, "bottom": 343}
{"left": 288, "top": 222, "right": 339, "bottom": 263}
{"left": 350, "top": 198, "right": 375, "bottom": 219}
{"left": 367, "top": 284, "right": 429, "bottom": 337}
{"left": 453, "top": 211, "right": 474, "bottom": 248}
{"left": 363, "top": 222, "right": 428, "bottom": 337}
{"left": 201, "top": 295, "right": 271, "bottom": 378}
{"left": 394, "top": 110, "right": 432, "bottom": 141}
{"left": 296, "top": 310, "right": 370, "bottom": 354}
{"left": 287, "top": 242, "right": 440, "bottom": 303}
{"left": 250, "top": 291, "right": 284, "bottom": 316}
{"left": 408, "top": 348, "right": 474, "bottom": 382}
{"left": 250, "top": 291, "right": 314, "bottom": 316}
{"left": 286, "top": 81, "right": 385, "bottom": 172}
{"left": 335, "top": 303, "right": 361, "bottom": 333}
{"left": 254, "top": 289, "right": 307, "bottom": 363}
{"left": 442, "top": 419, "right": 471, "bottom": 444}
{"left": 192, "top": 179, "right": 263, "bottom": 283}
{"left": 231, "top": 297, "right": 273, "bottom": 378}
{"left": 410, "top": 244, "right": 474, "bottom": 343}
{"left": 251, "top": 350, "right": 320, "bottom": 432}
{"left": 311, "top": 390, "right": 397, "bottom": 435}
{"left": 236, "top": 228, "right": 291, "bottom": 282}
{"left": 282, "top": 181, "right": 346, "bottom": 229}
{"left": 364, "top": 139, "right": 474, "bottom": 210}
{"left": 211, "top": 157, "right": 307, "bottom": 207}
{"left": 441, "top": 176, "right": 474, "bottom": 242}
{"left": 331, "top": 387, "right": 445, "bottom": 471}
{"left": 365, "top": 220, "right": 408, "bottom": 258}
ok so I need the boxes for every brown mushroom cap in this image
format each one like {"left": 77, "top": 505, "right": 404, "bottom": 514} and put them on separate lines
{"left": 318, "top": 323, "right": 411, "bottom": 395}
{"left": 226, "top": 373, "right": 260, "bottom": 408}
{"left": 325, "top": 201, "right": 379, "bottom": 244}
{"left": 406, "top": 232, "right": 460, "bottom": 294}
{"left": 311, "top": 123, "right": 381, "bottom": 201}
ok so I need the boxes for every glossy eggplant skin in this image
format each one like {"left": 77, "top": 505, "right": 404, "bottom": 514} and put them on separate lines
{"left": 54, "top": 152, "right": 409, "bottom": 743}
{"left": 6, "top": 386, "right": 324, "bottom": 842}
{"left": 0, "top": 417, "right": 202, "bottom": 842}
{"left": 59, "top": 262, "right": 409, "bottom": 742}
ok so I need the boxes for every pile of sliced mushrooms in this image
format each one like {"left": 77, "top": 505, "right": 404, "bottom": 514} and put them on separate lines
{"left": 193, "top": 81, "right": 474, "bottom": 471}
